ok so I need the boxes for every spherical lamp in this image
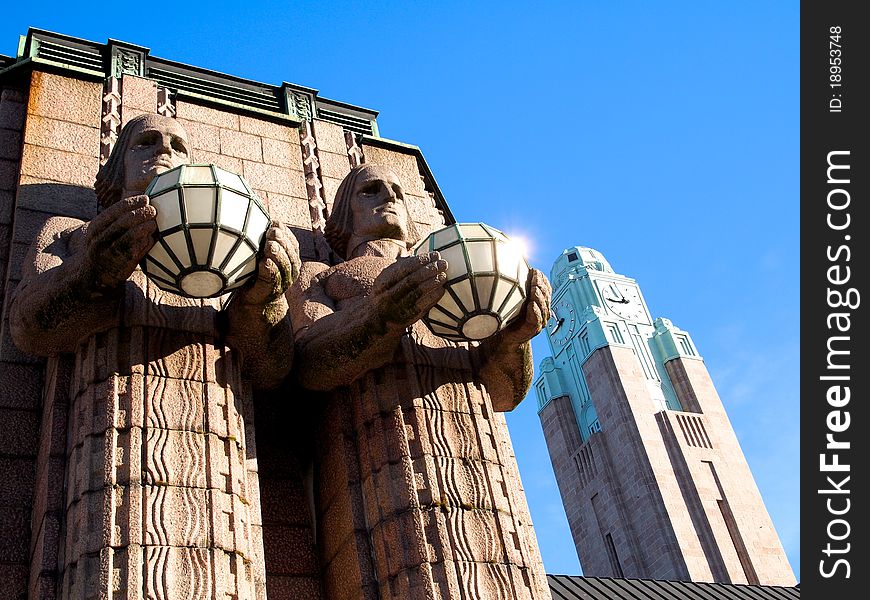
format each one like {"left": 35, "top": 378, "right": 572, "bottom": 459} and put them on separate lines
{"left": 414, "top": 222, "right": 530, "bottom": 341}
{"left": 141, "top": 164, "right": 270, "bottom": 298}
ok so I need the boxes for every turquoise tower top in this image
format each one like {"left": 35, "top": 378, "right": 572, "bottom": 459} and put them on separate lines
{"left": 535, "top": 246, "right": 702, "bottom": 441}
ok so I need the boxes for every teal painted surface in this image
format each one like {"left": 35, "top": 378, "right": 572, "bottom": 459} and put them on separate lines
{"left": 535, "top": 247, "right": 701, "bottom": 433}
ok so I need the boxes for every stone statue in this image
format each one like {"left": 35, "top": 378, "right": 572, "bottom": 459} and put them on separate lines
{"left": 9, "top": 114, "right": 299, "bottom": 598}
{"left": 289, "top": 164, "right": 552, "bottom": 599}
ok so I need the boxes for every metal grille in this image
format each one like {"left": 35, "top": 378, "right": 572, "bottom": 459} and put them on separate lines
{"left": 35, "top": 41, "right": 103, "bottom": 73}
{"left": 148, "top": 67, "right": 282, "bottom": 113}
{"left": 317, "top": 107, "right": 373, "bottom": 135}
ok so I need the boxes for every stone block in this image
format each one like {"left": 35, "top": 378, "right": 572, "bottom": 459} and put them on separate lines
{"left": 142, "top": 331, "right": 211, "bottom": 382}
{"left": 317, "top": 150, "right": 352, "bottom": 182}
{"left": 0, "top": 362, "right": 44, "bottom": 409}
{"left": 259, "top": 477, "right": 311, "bottom": 526}
{"left": 0, "top": 89, "right": 27, "bottom": 132}
{"left": 16, "top": 175, "right": 97, "bottom": 218}
{"left": 0, "top": 564, "right": 27, "bottom": 600}
{"left": 140, "top": 485, "right": 212, "bottom": 547}
{"left": 142, "top": 428, "right": 208, "bottom": 488}
{"left": 239, "top": 115, "right": 295, "bottom": 141}
{"left": 176, "top": 118, "right": 220, "bottom": 154}
{"left": 0, "top": 507, "right": 30, "bottom": 562}
{"left": 220, "top": 128, "right": 262, "bottom": 161}
{"left": 0, "top": 407, "right": 40, "bottom": 455}
{"left": 121, "top": 75, "right": 157, "bottom": 113}
{"left": 242, "top": 160, "right": 306, "bottom": 197}
{"left": 32, "top": 454, "right": 65, "bottom": 526}
{"left": 0, "top": 158, "right": 17, "bottom": 191}
{"left": 176, "top": 100, "right": 240, "bottom": 130}
{"left": 262, "top": 137, "right": 300, "bottom": 167}
{"left": 1, "top": 317, "right": 44, "bottom": 365}
{"left": 141, "top": 376, "right": 207, "bottom": 433}
{"left": 20, "top": 144, "right": 100, "bottom": 188}
{"left": 29, "top": 510, "right": 61, "bottom": 571}
{"left": 262, "top": 524, "right": 318, "bottom": 575}
{"left": 0, "top": 189, "right": 14, "bottom": 224}
{"left": 0, "top": 128, "right": 21, "bottom": 160}
{"left": 362, "top": 145, "right": 427, "bottom": 197}
{"left": 263, "top": 191, "right": 310, "bottom": 229}
{"left": 368, "top": 509, "right": 428, "bottom": 580}
{"left": 323, "top": 532, "right": 375, "bottom": 600}
{"left": 27, "top": 72, "right": 101, "bottom": 127}
{"left": 265, "top": 575, "right": 323, "bottom": 600}
{"left": 190, "top": 148, "right": 243, "bottom": 175}
{"left": 0, "top": 457, "right": 35, "bottom": 507}
{"left": 312, "top": 120, "right": 348, "bottom": 155}
{"left": 24, "top": 114, "right": 100, "bottom": 158}
{"left": 12, "top": 207, "right": 56, "bottom": 243}
{"left": 205, "top": 432, "right": 246, "bottom": 496}
{"left": 321, "top": 175, "right": 343, "bottom": 211}
{"left": 317, "top": 479, "right": 359, "bottom": 564}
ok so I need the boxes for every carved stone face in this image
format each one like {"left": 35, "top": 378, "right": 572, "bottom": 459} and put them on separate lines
{"left": 350, "top": 165, "right": 409, "bottom": 242}
{"left": 123, "top": 114, "right": 190, "bottom": 194}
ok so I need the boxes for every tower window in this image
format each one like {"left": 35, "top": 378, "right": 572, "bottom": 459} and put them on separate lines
{"left": 567, "top": 252, "right": 579, "bottom": 262}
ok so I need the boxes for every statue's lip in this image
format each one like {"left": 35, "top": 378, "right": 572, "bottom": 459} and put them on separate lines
{"left": 375, "top": 202, "right": 399, "bottom": 214}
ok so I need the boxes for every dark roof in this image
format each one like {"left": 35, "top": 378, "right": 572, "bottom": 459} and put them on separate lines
{"left": 548, "top": 575, "right": 800, "bottom": 600}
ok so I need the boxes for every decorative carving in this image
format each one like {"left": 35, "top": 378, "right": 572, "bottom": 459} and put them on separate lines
{"left": 111, "top": 46, "right": 145, "bottom": 77}
{"left": 299, "top": 120, "right": 332, "bottom": 261}
{"left": 156, "top": 86, "right": 177, "bottom": 117}
{"left": 289, "top": 164, "right": 552, "bottom": 599}
{"left": 9, "top": 115, "right": 299, "bottom": 599}
{"left": 344, "top": 129, "right": 364, "bottom": 167}
{"left": 100, "top": 76, "right": 121, "bottom": 165}
{"left": 286, "top": 89, "right": 314, "bottom": 121}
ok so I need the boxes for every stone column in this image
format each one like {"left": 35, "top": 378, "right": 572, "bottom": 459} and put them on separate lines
{"left": 317, "top": 357, "right": 550, "bottom": 600}
{"left": 59, "top": 276, "right": 265, "bottom": 599}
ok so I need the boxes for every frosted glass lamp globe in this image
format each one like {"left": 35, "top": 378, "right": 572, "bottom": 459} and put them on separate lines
{"left": 414, "top": 223, "right": 530, "bottom": 342}
{"left": 142, "top": 164, "right": 270, "bottom": 298}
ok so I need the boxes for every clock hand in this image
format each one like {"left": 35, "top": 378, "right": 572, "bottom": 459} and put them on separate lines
{"left": 550, "top": 317, "right": 565, "bottom": 333}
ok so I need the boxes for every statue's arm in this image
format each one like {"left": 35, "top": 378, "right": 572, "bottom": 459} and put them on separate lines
{"left": 289, "top": 253, "right": 448, "bottom": 391}
{"left": 473, "top": 268, "right": 551, "bottom": 411}
{"left": 10, "top": 196, "right": 160, "bottom": 356}
{"left": 223, "top": 223, "right": 299, "bottom": 390}
{"left": 10, "top": 217, "right": 114, "bottom": 355}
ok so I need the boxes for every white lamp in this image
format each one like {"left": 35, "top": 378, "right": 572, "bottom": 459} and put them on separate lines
{"left": 141, "top": 164, "right": 270, "bottom": 298}
{"left": 414, "top": 223, "right": 530, "bottom": 341}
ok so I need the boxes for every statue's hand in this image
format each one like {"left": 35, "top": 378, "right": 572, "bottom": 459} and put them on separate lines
{"left": 371, "top": 252, "right": 448, "bottom": 329}
{"left": 79, "top": 195, "right": 157, "bottom": 293}
{"left": 498, "top": 268, "right": 552, "bottom": 345}
{"left": 236, "top": 222, "right": 300, "bottom": 306}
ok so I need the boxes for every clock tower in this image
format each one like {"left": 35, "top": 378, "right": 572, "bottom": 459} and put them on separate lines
{"left": 535, "top": 247, "right": 795, "bottom": 585}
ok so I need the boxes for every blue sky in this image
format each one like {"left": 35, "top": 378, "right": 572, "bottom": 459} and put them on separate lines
{"left": 2, "top": 0, "right": 800, "bottom": 580}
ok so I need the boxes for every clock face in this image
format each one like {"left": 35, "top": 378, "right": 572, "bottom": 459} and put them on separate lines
{"left": 547, "top": 300, "right": 576, "bottom": 347}
{"left": 600, "top": 282, "right": 647, "bottom": 322}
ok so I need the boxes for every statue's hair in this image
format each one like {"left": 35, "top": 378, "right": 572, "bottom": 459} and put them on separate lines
{"left": 324, "top": 164, "right": 421, "bottom": 259}
{"left": 94, "top": 114, "right": 176, "bottom": 208}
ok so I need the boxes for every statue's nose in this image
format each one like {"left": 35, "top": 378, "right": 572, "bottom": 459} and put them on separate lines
{"left": 156, "top": 133, "right": 173, "bottom": 155}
